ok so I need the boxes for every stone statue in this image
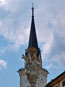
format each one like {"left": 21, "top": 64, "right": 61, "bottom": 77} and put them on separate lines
{"left": 22, "top": 47, "right": 42, "bottom": 87}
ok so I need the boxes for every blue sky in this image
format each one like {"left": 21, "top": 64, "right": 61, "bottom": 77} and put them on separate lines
{"left": 0, "top": 0, "right": 65, "bottom": 87}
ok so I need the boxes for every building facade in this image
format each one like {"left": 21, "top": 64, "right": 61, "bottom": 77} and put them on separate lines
{"left": 46, "top": 71, "right": 65, "bottom": 87}
{"left": 18, "top": 68, "right": 48, "bottom": 87}
{"left": 18, "top": 6, "right": 48, "bottom": 87}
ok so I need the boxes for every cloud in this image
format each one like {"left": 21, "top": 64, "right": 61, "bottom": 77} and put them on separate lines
{"left": 41, "top": 32, "right": 54, "bottom": 60}
{"left": 0, "top": 59, "right": 7, "bottom": 70}
{"left": 0, "top": 18, "right": 30, "bottom": 50}
{"left": 0, "top": 0, "right": 6, "bottom": 6}
{"left": 0, "top": 0, "right": 65, "bottom": 71}
{"left": 33, "top": 1, "right": 65, "bottom": 62}
{"left": 0, "top": 21, "right": 2, "bottom": 26}
{"left": 51, "top": 52, "right": 65, "bottom": 68}
{"left": 45, "top": 64, "right": 57, "bottom": 70}
{"left": 12, "top": 27, "right": 30, "bottom": 49}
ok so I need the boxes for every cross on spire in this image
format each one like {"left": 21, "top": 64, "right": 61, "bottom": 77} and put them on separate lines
{"left": 32, "top": 3, "right": 34, "bottom": 17}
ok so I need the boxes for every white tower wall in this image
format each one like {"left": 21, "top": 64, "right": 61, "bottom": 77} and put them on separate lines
{"left": 18, "top": 68, "right": 48, "bottom": 87}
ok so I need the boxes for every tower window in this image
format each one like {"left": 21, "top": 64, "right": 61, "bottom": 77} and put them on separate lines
{"left": 62, "top": 81, "right": 65, "bottom": 86}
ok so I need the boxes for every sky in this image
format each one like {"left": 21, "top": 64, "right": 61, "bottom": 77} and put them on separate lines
{"left": 0, "top": 0, "right": 65, "bottom": 87}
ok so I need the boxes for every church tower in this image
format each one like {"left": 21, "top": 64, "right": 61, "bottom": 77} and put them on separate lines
{"left": 18, "top": 6, "right": 48, "bottom": 87}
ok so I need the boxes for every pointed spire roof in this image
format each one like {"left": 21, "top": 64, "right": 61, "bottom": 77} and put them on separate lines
{"left": 28, "top": 5, "right": 39, "bottom": 49}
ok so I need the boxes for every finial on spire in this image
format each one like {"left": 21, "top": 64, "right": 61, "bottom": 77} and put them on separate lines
{"left": 32, "top": 3, "right": 34, "bottom": 17}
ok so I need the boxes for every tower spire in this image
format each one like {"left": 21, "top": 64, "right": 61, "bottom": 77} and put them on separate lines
{"left": 28, "top": 4, "right": 39, "bottom": 50}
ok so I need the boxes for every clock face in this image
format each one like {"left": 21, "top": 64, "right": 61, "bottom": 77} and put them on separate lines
{"left": 40, "top": 76, "right": 44, "bottom": 83}
{"left": 27, "top": 47, "right": 38, "bottom": 55}
{"left": 24, "top": 76, "right": 28, "bottom": 83}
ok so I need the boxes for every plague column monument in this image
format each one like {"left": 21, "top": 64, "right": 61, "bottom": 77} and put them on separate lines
{"left": 18, "top": 6, "right": 48, "bottom": 87}
{"left": 22, "top": 6, "right": 42, "bottom": 87}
